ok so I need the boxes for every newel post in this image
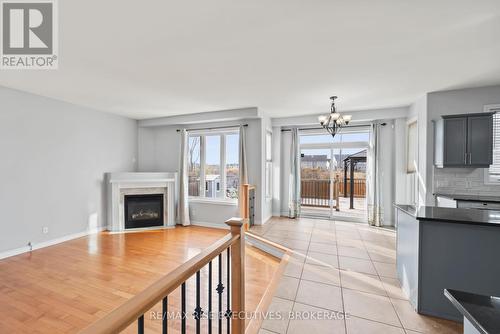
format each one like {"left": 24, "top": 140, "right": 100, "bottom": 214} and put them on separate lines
{"left": 225, "top": 217, "right": 245, "bottom": 334}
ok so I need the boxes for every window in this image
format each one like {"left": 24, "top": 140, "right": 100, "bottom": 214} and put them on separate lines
{"left": 226, "top": 134, "right": 239, "bottom": 199}
{"left": 341, "top": 132, "right": 370, "bottom": 142}
{"left": 265, "top": 131, "right": 272, "bottom": 199}
{"left": 188, "top": 131, "right": 240, "bottom": 200}
{"left": 205, "top": 135, "right": 222, "bottom": 198}
{"left": 188, "top": 136, "right": 201, "bottom": 196}
{"left": 485, "top": 105, "right": 500, "bottom": 184}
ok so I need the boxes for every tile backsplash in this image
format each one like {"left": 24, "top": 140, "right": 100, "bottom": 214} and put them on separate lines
{"left": 434, "top": 167, "right": 500, "bottom": 195}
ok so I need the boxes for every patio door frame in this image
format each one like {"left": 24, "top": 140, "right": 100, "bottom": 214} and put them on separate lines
{"left": 299, "top": 130, "right": 369, "bottom": 220}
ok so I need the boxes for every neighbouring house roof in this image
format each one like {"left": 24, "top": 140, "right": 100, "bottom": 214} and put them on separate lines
{"left": 343, "top": 149, "right": 367, "bottom": 162}
{"left": 302, "top": 155, "right": 330, "bottom": 162}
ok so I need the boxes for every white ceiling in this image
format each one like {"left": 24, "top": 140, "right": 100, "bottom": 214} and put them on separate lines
{"left": 1, "top": 0, "right": 500, "bottom": 120}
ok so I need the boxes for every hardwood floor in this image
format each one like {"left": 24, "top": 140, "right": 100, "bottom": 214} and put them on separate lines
{"left": 0, "top": 226, "right": 280, "bottom": 333}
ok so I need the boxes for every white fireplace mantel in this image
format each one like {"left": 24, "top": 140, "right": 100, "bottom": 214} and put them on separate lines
{"left": 106, "top": 172, "right": 178, "bottom": 232}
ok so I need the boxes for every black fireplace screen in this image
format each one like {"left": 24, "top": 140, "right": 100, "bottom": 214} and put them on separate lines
{"left": 124, "top": 194, "right": 164, "bottom": 229}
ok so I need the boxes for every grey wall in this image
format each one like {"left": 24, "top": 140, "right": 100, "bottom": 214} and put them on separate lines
{"left": 408, "top": 95, "right": 429, "bottom": 205}
{"left": 138, "top": 118, "right": 264, "bottom": 227}
{"left": 272, "top": 126, "right": 282, "bottom": 216}
{"left": 427, "top": 86, "right": 500, "bottom": 197}
{"left": 0, "top": 87, "right": 138, "bottom": 253}
{"left": 394, "top": 118, "right": 412, "bottom": 205}
{"left": 261, "top": 115, "right": 273, "bottom": 223}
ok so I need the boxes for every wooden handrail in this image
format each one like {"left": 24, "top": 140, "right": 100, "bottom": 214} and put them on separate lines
{"left": 79, "top": 227, "right": 241, "bottom": 334}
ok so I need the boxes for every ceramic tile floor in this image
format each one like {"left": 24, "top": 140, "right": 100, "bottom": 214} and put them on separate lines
{"left": 251, "top": 217, "right": 463, "bottom": 334}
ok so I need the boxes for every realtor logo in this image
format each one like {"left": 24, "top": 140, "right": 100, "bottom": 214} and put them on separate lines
{"left": 1, "top": 0, "right": 58, "bottom": 69}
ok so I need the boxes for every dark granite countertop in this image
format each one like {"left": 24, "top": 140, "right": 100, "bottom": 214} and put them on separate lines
{"left": 394, "top": 204, "right": 500, "bottom": 226}
{"left": 434, "top": 193, "right": 500, "bottom": 203}
{"left": 445, "top": 289, "right": 500, "bottom": 334}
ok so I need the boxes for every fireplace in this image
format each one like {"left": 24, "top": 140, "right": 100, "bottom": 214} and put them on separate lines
{"left": 124, "top": 194, "right": 164, "bottom": 229}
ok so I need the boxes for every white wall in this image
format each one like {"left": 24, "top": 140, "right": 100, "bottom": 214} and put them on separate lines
{"left": 0, "top": 87, "right": 138, "bottom": 254}
{"left": 138, "top": 118, "right": 265, "bottom": 227}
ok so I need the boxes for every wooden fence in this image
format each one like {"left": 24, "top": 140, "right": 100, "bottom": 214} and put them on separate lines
{"left": 338, "top": 179, "right": 366, "bottom": 198}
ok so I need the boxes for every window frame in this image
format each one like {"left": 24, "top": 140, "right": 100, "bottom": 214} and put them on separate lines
{"left": 484, "top": 104, "right": 500, "bottom": 185}
{"left": 407, "top": 120, "right": 417, "bottom": 174}
{"left": 188, "top": 130, "right": 239, "bottom": 204}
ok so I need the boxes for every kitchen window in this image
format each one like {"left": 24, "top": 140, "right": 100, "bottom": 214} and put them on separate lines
{"left": 188, "top": 131, "right": 240, "bottom": 201}
{"left": 485, "top": 105, "right": 500, "bottom": 184}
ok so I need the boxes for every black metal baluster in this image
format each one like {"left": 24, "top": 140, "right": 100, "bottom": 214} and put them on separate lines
{"left": 194, "top": 271, "right": 202, "bottom": 334}
{"left": 217, "top": 254, "right": 224, "bottom": 334}
{"left": 225, "top": 248, "right": 231, "bottom": 334}
{"left": 181, "top": 282, "right": 186, "bottom": 334}
{"left": 138, "top": 315, "right": 144, "bottom": 334}
{"left": 162, "top": 296, "right": 168, "bottom": 334}
{"left": 208, "top": 261, "right": 213, "bottom": 334}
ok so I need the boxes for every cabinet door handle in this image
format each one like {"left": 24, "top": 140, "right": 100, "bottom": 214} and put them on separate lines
{"left": 469, "top": 153, "right": 472, "bottom": 164}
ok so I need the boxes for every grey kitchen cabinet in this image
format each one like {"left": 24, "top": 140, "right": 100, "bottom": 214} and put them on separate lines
{"left": 434, "top": 112, "right": 494, "bottom": 168}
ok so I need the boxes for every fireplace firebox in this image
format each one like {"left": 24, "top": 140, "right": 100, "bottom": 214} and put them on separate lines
{"left": 124, "top": 194, "right": 164, "bottom": 229}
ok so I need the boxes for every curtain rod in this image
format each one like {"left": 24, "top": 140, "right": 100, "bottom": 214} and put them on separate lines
{"left": 281, "top": 124, "right": 372, "bottom": 132}
{"left": 176, "top": 124, "right": 248, "bottom": 132}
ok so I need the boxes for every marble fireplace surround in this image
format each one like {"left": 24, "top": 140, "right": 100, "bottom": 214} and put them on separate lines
{"left": 106, "top": 172, "right": 178, "bottom": 232}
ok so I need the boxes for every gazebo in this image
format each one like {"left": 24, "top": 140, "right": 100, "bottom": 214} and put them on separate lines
{"left": 343, "top": 149, "right": 367, "bottom": 209}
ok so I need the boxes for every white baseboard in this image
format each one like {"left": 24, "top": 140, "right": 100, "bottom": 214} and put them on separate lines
{"left": 246, "top": 234, "right": 286, "bottom": 259}
{"left": 0, "top": 227, "right": 106, "bottom": 260}
{"left": 190, "top": 221, "right": 230, "bottom": 230}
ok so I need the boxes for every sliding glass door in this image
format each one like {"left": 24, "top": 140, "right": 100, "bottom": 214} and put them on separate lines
{"left": 300, "top": 148, "right": 333, "bottom": 218}
{"left": 299, "top": 130, "right": 369, "bottom": 221}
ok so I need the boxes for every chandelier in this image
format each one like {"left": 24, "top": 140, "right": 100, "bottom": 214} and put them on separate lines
{"left": 318, "top": 96, "right": 352, "bottom": 138}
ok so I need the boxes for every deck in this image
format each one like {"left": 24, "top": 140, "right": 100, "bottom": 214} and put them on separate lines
{"left": 302, "top": 197, "right": 367, "bottom": 221}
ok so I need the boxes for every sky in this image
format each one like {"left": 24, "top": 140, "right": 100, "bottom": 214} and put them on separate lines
{"left": 191, "top": 134, "right": 239, "bottom": 165}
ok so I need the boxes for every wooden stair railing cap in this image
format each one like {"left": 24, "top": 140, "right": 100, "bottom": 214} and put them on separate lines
{"left": 225, "top": 217, "right": 245, "bottom": 227}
